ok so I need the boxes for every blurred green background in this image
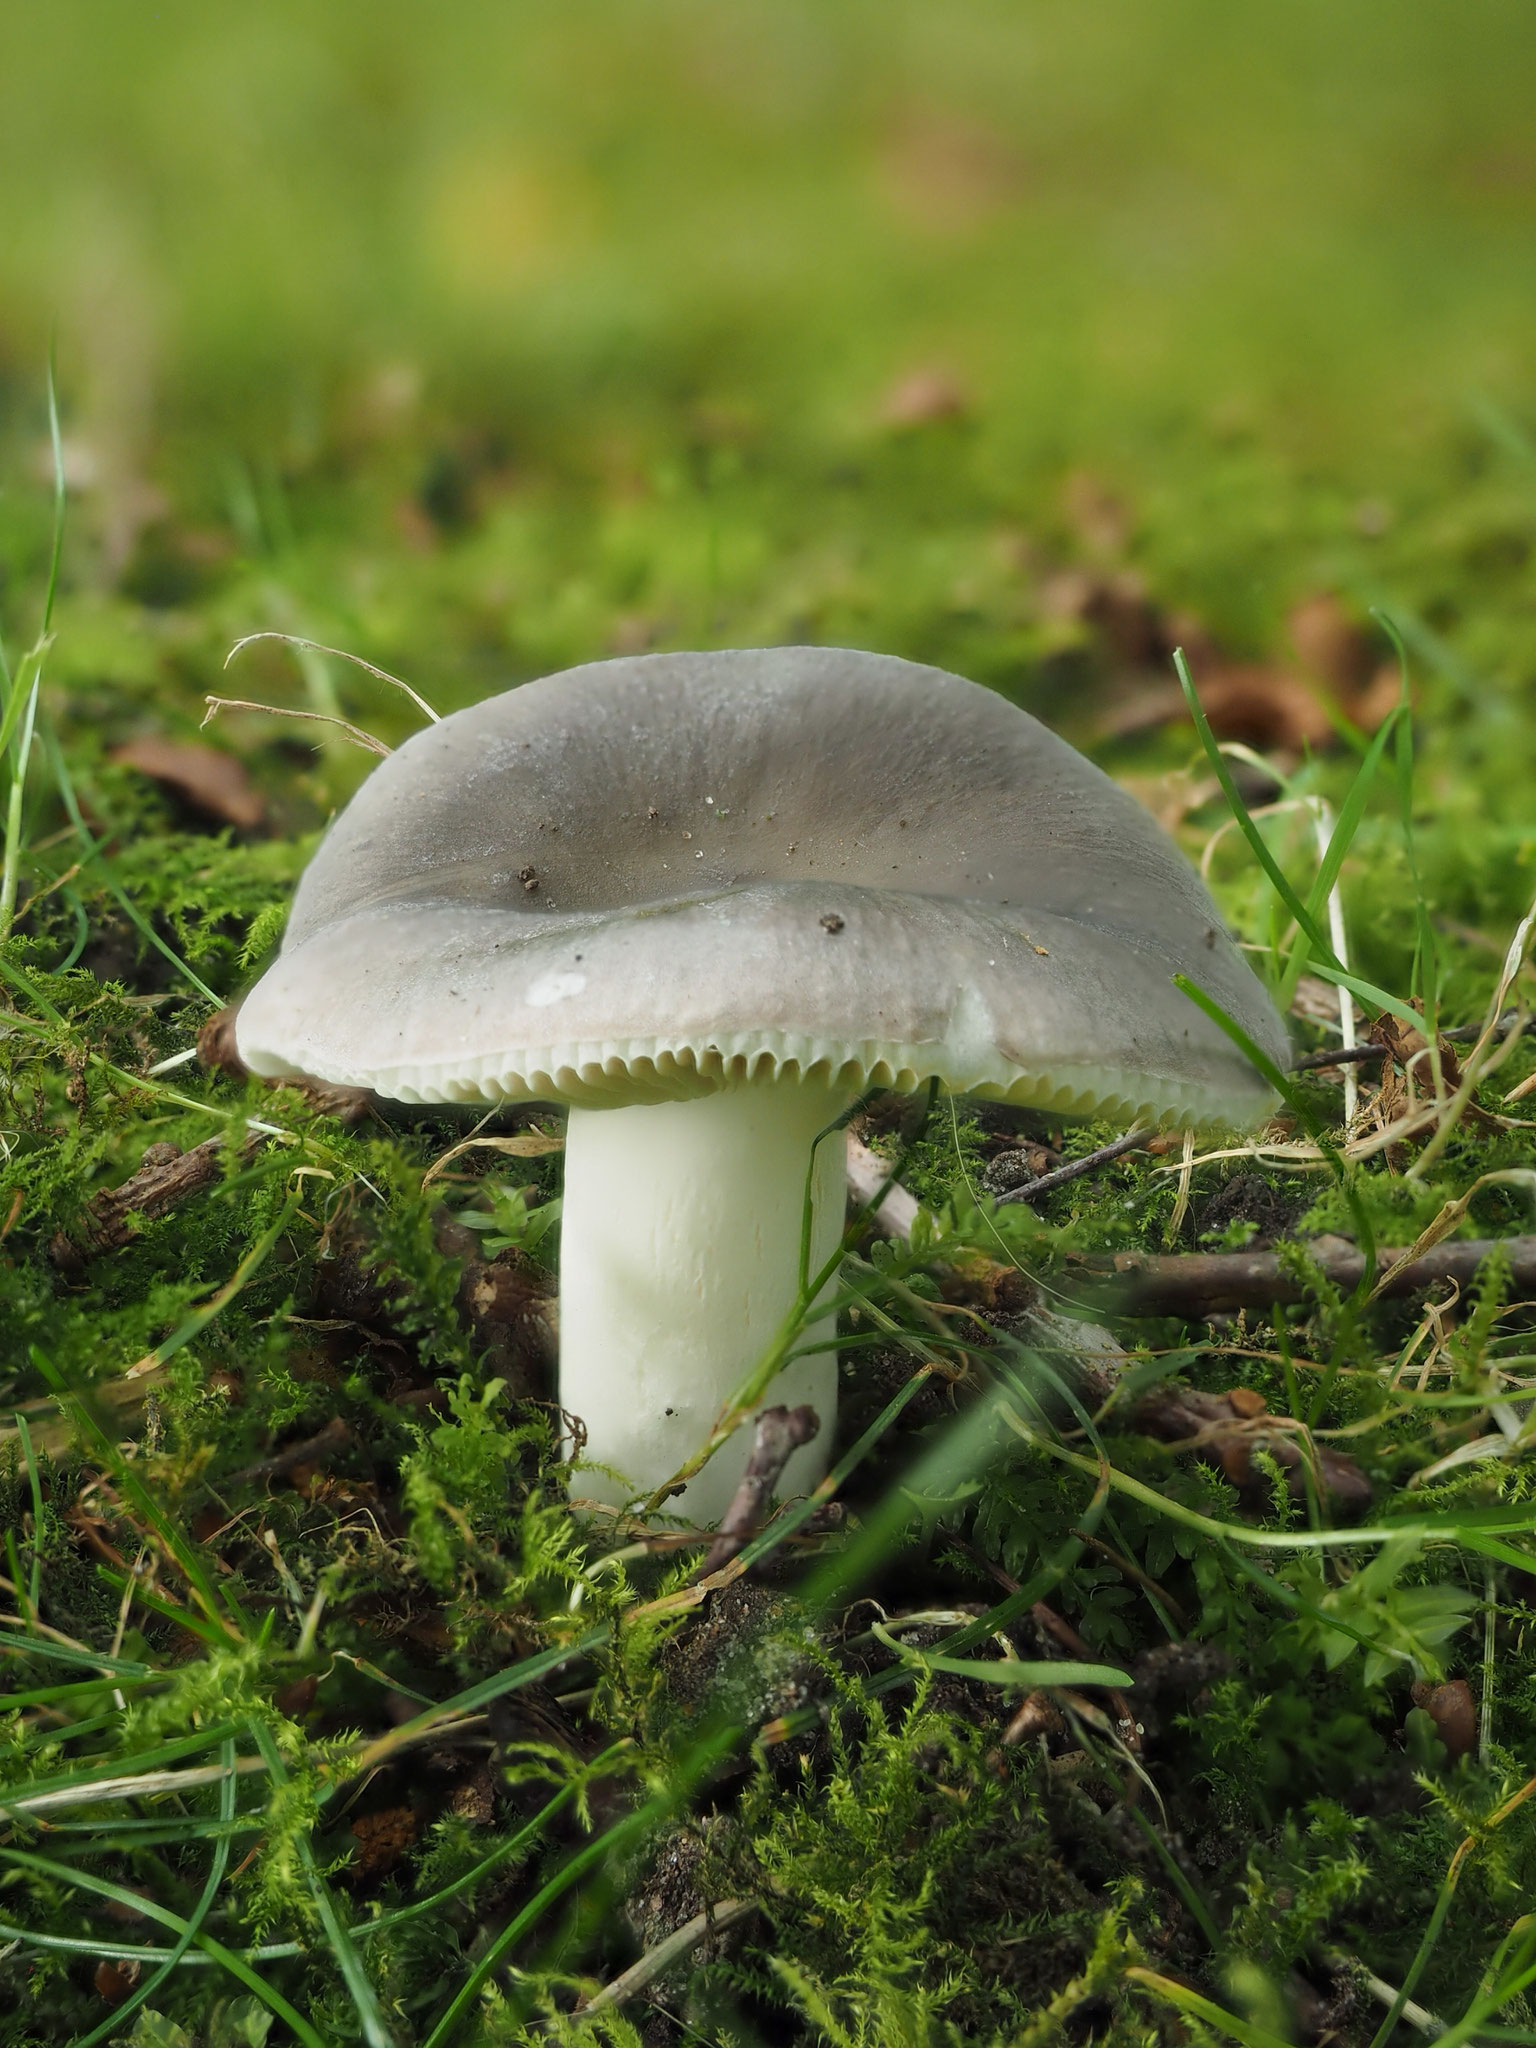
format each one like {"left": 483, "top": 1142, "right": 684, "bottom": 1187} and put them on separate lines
{"left": 3, "top": 0, "right": 1536, "bottom": 789}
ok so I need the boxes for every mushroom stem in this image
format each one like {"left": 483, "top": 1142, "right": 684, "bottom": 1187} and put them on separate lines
{"left": 559, "top": 1081, "right": 850, "bottom": 1525}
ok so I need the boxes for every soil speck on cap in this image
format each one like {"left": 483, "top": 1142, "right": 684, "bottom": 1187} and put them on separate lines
{"left": 820, "top": 912, "right": 845, "bottom": 933}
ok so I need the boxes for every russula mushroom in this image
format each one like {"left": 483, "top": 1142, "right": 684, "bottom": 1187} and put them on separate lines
{"left": 236, "top": 647, "right": 1288, "bottom": 1523}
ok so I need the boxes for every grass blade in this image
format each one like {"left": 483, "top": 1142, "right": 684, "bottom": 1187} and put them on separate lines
{"left": 330, "top": 1624, "right": 610, "bottom": 1789}
{"left": 44, "top": 733, "right": 221, "bottom": 1005}
{"left": 0, "top": 1631, "right": 153, "bottom": 1679}
{"left": 420, "top": 1726, "right": 739, "bottom": 2048}
{"left": 356, "top": 1753, "right": 632, "bottom": 1940}
{"left": 1174, "top": 971, "right": 1378, "bottom": 1294}
{"left": 67, "top": 1735, "right": 240, "bottom": 2048}
{"left": 1, "top": 1721, "right": 247, "bottom": 1808}
{"left": 28, "top": 1349, "right": 242, "bottom": 1638}
{"left": 1175, "top": 648, "right": 1334, "bottom": 965}
{"left": 0, "top": 1843, "right": 325, "bottom": 2048}
{"left": 1127, "top": 1965, "right": 1293, "bottom": 2048}
{"left": 1282, "top": 702, "right": 1400, "bottom": 1007}
{"left": 39, "top": 349, "right": 65, "bottom": 639}
{"left": 249, "top": 1719, "right": 393, "bottom": 2048}
{"left": 13, "top": 1413, "right": 44, "bottom": 1616}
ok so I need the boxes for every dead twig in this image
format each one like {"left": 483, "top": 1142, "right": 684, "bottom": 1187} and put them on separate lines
{"left": 49, "top": 1136, "right": 244, "bottom": 1271}
{"left": 1281, "top": 1012, "right": 1524, "bottom": 1072}
{"left": 995, "top": 1127, "right": 1154, "bottom": 1205}
{"left": 1290, "top": 1042, "right": 1392, "bottom": 1072}
{"left": 1087, "top": 1233, "right": 1536, "bottom": 1315}
{"left": 694, "top": 1405, "right": 819, "bottom": 1580}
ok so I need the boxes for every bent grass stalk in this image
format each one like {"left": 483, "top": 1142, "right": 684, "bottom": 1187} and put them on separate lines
{"left": 0, "top": 1842, "right": 326, "bottom": 2048}
{"left": 224, "top": 629, "right": 442, "bottom": 723}
{"left": 1176, "top": 646, "right": 1422, "bottom": 1031}
{"left": 65, "top": 1735, "right": 240, "bottom": 2048}
{"left": 0, "top": 362, "right": 64, "bottom": 942}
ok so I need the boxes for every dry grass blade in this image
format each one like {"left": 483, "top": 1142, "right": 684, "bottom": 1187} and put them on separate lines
{"left": 572, "top": 1899, "right": 760, "bottom": 2020}
{"left": 2, "top": 1757, "right": 267, "bottom": 1819}
{"left": 1368, "top": 1169, "right": 1536, "bottom": 1301}
{"left": 224, "top": 630, "right": 441, "bottom": 723}
{"left": 201, "top": 695, "right": 391, "bottom": 756}
{"left": 1408, "top": 888, "right": 1536, "bottom": 1178}
{"left": 420, "top": 1129, "right": 564, "bottom": 1187}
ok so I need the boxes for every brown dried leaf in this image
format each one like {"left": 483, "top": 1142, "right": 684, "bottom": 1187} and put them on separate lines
{"left": 1352, "top": 662, "right": 1404, "bottom": 731}
{"left": 93, "top": 1959, "right": 140, "bottom": 2003}
{"left": 111, "top": 736, "right": 266, "bottom": 829}
{"left": 878, "top": 366, "right": 970, "bottom": 429}
{"left": 275, "top": 1672, "right": 319, "bottom": 1719}
{"left": 1041, "top": 567, "right": 1166, "bottom": 667}
{"left": 1095, "top": 659, "right": 1332, "bottom": 752}
{"left": 1287, "top": 593, "right": 1378, "bottom": 698}
{"left": 1133, "top": 1384, "right": 1372, "bottom": 1507}
{"left": 872, "top": 111, "right": 1022, "bottom": 236}
{"left": 1194, "top": 664, "right": 1336, "bottom": 752}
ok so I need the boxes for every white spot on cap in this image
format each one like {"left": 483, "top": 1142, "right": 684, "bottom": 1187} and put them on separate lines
{"left": 526, "top": 969, "right": 587, "bottom": 1008}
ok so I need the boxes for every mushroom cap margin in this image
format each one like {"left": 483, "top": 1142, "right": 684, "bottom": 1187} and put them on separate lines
{"left": 235, "top": 646, "right": 1290, "bottom": 1124}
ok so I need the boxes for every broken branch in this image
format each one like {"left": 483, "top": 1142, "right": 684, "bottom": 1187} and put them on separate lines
{"left": 995, "top": 1127, "right": 1154, "bottom": 1205}
{"left": 1087, "top": 1233, "right": 1536, "bottom": 1315}
{"left": 49, "top": 1136, "right": 244, "bottom": 1271}
{"left": 695, "top": 1405, "right": 819, "bottom": 1579}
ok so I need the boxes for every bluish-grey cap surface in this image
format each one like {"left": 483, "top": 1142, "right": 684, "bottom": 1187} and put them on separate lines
{"left": 236, "top": 647, "right": 1290, "bottom": 1123}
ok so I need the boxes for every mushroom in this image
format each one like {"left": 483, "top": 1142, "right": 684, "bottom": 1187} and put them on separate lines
{"left": 236, "top": 647, "right": 1288, "bottom": 1523}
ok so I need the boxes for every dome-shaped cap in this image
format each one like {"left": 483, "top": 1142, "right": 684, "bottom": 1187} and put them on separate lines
{"left": 235, "top": 647, "right": 1289, "bottom": 1124}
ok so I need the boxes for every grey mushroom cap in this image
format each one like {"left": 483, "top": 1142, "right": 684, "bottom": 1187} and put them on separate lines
{"left": 235, "top": 647, "right": 1290, "bottom": 1125}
